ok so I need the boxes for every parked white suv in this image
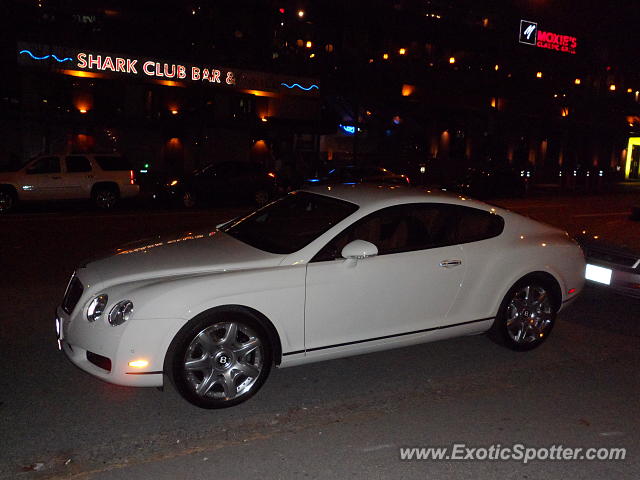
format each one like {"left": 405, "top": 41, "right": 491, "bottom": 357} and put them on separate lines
{"left": 0, "top": 154, "right": 139, "bottom": 213}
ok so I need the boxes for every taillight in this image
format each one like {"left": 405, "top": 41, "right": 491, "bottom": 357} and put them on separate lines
{"left": 404, "top": 176, "right": 410, "bottom": 184}
{"left": 129, "top": 170, "right": 136, "bottom": 185}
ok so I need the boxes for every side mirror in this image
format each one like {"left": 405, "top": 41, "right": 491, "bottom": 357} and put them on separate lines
{"left": 341, "top": 239, "right": 378, "bottom": 260}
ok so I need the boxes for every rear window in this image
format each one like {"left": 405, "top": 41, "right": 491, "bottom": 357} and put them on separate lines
{"left": 445, "top": 205, "right": 505, "bottom": 244}
{"left": 95, "top": 156, "right": 132, "bottom": 171}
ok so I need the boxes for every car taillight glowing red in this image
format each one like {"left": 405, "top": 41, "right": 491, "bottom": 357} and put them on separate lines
{"left": 130, "top": 170, "right": 136, "bottom": 185}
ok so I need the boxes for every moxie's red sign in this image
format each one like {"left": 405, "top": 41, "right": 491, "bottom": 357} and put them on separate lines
{"left": 519, "top": 20, "right": 577, "bottom": 55}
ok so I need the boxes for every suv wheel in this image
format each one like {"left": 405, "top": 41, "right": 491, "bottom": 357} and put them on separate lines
{"left": 0, "top": 188, "right": 16, "bottom": 213}
{"left": 93, "top": 186, "right": 119, "bottom": 209}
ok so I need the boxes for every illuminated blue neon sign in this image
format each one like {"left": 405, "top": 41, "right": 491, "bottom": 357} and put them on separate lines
{"left": 19, "top": 49, "right": 72, "bottom": 63}
{"left": 280, "top": 82, "right": 319, "bottom": 91}
{"left": 339, "top": 124, "right": 356, "bottom": 135}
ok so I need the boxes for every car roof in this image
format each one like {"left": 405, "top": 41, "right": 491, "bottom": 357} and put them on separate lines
{"left": 300, "top": 183, "right": 493, "bottom": 211}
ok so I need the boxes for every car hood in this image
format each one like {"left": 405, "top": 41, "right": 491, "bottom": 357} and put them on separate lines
{"left": 80, "top": 230, "right": 284, "bottom": 289}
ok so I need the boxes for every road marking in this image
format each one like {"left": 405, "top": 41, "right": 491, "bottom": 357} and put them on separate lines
{"left": 502, "top": 204, "right": 570, "bottom": 210}
{"left": 573, "top": 212, "right": 629, "bottom": 218}
{"left": 0, "top": 209, "right": 248, "bottom": 222}
{"left": 362, "top": 444, "right": 395, "bottom": 452}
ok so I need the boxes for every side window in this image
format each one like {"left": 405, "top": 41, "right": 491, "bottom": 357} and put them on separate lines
{"left": 26, "top": 156, "right": 60, "bottom": 174}
{"left": 444, "top": 206, "right": 504, "bottom": 245}
{"left": 312, "top": 204, "right": 452, "bottom": 262}
{"left": 94, "top": 156, "right": 132, "bottom": 171}
{"left": 65, "top": 156, "right": 92, "bottom": 173}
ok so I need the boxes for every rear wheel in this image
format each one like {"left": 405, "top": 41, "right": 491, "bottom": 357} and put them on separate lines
{"left": 0, "top": 188, "right": 17, "bottom": 213}
{"left": 490, "top": 277, "right": 558, "bottom": 351}
{"left": 93, "top": 186, "right": 119, "bottom": 209}
{"left": 168, "top": 310, "right": 272, "bottom": 408}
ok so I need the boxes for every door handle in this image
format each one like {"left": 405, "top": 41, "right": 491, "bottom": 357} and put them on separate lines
{"left": 439, "top": 259, "right": 462, "bottom": 268}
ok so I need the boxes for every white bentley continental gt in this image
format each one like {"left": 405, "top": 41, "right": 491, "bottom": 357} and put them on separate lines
{"left": 55, "top": 185, "right": 585, "bottom": 408}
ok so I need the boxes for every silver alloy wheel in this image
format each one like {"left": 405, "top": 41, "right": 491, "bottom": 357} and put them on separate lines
{"left": 0, "top": 191, "right": 14, "bottom": 213}
{"left": 183, "top": 321, "right": 264, "bottom": 400}
{"left": 182, "top": 191, "right": 196, "bottom": 208}
{"left": 505, "top": 285, "right": 553, "bottom": 344}
{"left": 95, "top": 189, "right": 117, "bottom": 209}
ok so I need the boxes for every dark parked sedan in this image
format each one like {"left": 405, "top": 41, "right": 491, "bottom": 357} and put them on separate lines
{"left": 448, "top": 165, "right": 529, "bottom": 199}
{"left": 157, "top": 161, "right": 279, "bottom": 208}
{"left": 305, "top": 165, "right": 410, "bottom": 186}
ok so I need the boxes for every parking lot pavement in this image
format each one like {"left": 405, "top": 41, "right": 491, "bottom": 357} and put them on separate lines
{"left": 493, "top": 191, "right": 640, "bottom": 252}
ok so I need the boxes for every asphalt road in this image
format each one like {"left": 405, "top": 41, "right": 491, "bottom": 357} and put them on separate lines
{"left": 1, "top": 194, "right": 639, "bottom": 479}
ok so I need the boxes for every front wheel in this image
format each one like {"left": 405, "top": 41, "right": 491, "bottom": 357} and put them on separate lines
{"left": 0, "top": 188, "right": 17, "bottom": 213}
{"left": 490, "top": 278, "right": 558, "bottom": 351}
{"left": 168, "top": 311, "right": 272, "bottom": 408}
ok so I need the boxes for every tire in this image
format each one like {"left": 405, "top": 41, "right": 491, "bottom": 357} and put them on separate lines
{"left": 168, "top": 310, "right": 273, "bottom": 409}
{"left": 0, "top": 188, "right": 17, "bottom": 214}
{"left": 489, "top": 276, "right": 559, "bottom": 351}
{"left": 93, "top": 186, "right": 119, "bottom": 209}
{"left": 254, "top": 189, "right": 270, "bottom": 207}
{"left": 181, "top": 191, "right": 196, "bottom": 208}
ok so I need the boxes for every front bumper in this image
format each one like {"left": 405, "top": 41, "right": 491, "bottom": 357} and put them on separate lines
{"left": 581, "top": 240, "right": 640, "bottom": 298}
{"left": 584, "top": 263, "right": 640, "bottom": 298}
{"left": 55, "top": 305, "right": 165, "bottom": 387}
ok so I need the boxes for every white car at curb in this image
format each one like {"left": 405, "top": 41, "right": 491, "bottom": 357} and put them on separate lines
{"left": 55, "top": 184, "right": 585, "bottom": 408}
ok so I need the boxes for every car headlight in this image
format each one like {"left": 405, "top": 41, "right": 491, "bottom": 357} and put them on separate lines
{"left": 87, "top": 294, "right": 108, "bottom": 322}
{"left": 108, "top": 300, "right": 134, "bottom": 326}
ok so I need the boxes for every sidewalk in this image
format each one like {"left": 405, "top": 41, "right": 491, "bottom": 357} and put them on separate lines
{"left": 528, "top": 180, "right": 640, "bottom": 198}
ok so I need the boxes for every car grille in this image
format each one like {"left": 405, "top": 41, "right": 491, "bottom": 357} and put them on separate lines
{"left": 62, "top": 275, "right": 84, "bottom": 314}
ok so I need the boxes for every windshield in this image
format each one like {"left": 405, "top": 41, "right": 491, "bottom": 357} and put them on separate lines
{"left": 222, "top": 191, "right": 359, "bottom": 254}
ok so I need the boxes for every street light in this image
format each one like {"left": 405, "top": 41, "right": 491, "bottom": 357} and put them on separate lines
{"left": 297, "top": 10, "right": 305, "bottom": 18}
